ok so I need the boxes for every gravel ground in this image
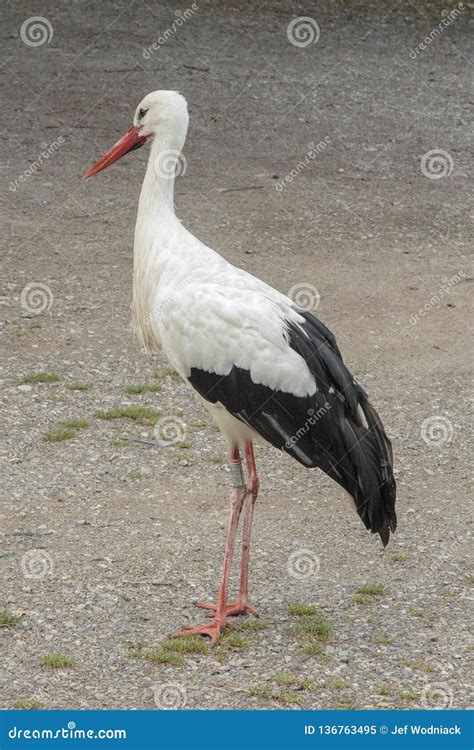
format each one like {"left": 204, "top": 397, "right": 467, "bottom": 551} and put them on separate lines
{"left": 1, "top": 0, "right": 472, "bottom": 711}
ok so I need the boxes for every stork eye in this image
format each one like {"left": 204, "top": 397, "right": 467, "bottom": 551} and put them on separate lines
{"left": 138, "top": 108, "right": 148, "bottom": 120}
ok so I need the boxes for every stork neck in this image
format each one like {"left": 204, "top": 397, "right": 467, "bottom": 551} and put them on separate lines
{"left": 139, "top": 134, "right": 181, "bottom": 218}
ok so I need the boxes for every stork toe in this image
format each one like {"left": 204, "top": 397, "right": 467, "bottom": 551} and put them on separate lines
{"left": 172, "top": 619, "right": 226, "bottom": 647}
{"left": 196, "top": 598, "right": 259, "bottom": 618}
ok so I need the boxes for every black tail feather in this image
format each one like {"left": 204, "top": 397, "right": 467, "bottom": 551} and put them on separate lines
{"left": 286, "top": 312, "right": 397, "bottom": 546}
{"left": 332, "top": 396, "right": 397, "bottom": 546}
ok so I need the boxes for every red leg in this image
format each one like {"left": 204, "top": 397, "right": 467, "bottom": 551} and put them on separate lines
{"left": 173, "top": 446, "right": 245, "bottom": 645}
{"left": 233, "top": 440, "right": 260, "bottom": 616}
{"left": 198, "top": 440, "right": 260, "bottom": 618}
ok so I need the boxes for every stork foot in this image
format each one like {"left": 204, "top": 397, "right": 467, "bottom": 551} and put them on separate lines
{"left": 196, "top": 597, "right": 259, "bottom": 618}
{"left": 172, "top": 619, "right": 226, "bottom": 647}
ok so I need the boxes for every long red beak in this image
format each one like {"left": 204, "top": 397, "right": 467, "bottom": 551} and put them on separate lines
{"left": 82, "top": 125, "right": 149, "bottom": 179}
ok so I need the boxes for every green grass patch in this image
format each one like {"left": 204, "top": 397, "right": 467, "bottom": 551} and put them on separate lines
{"left": 373, "top": 634, "right": 393, "bottom": 646}
{"left": 154, "top": 367, "right": 178, "bottom": 379}
{"left": 332, "top": 678, "right": 350, "bottom": 690}
{"left": 303, "top": 641, "right": 326, "bottom": 657}
{"left": 246, "top": 684, "right": 272, "bottom": 699}
{"left": 161, "top": 636, "right": 208, "bottom": 655}
{"left": 356, "top": 583, "right": 387, "bottom": 596}
{"left": 128, "top": 470, "right": 144, "bottom": 480}
{"left": 333, "top": 696, "right": 357, "bottom": 710}
{"left": 188, "top": 419, "right": 208, "bottom": 429}
{"left": 289, "top": 610, "right": 332, "bottom": 658}
{"left": 13, "top": 699, "right": 43, "bottom": 710}
{"left": 213, "top": 646, "right": 230, "bottom": 664}
{"left": 403, "top": 658, "right": 435, "bottom": 673}
{"left": 40, "top": 652, "right": 75, "bottom": 669}
{"left": 392, "top": 554, "right": 409, "bottom": 562}
{"left": 97, "top": 406, "right": 160, "bottom": 426}
{"left": 146, "top": 649, "right": 184, "bottom": 666}
{"left": 277, "top": 691, "right": 301, "bottom": 705}
{"left": 0, "top": 610, "right": 23, "bottom": 628}
{"left": 208, "top": 455, "right": 225, "bottom": 464}
{"left": 289, "top": 615, "right": 332, "bottom": 642}
{"left": 43, "top": 427, "right": 77, "bottom": 442}
{"left": 236, "top": 619, "right": 267, "bottom": 632}
{"left": 399, "top": 689, "right": 420, "bottom": 702}
{"left": 123, "top": 384, "right": 162, "bottom": 394}
{"left": 21, "top": 372, "right": 60, "bottom": 384}
{"left": 288, "top": 602, "right": 317, "bottom": 616}
{"left": 126, "top": 642, "right": 144, "bottom": 658}
{"left": 59, "top": 418, "right": 90, "bottom": 430}
{"left": 112, "top": 439, "right": 128, "bottom": 448}
{"left": 274, "top": 673, "right": 315, "bottom": 691}
{"left": 408, "top": 608, "right": 424, "bottom": 618}
{"left": 66, "top": 382, "right": 90, "bottom": 391}
{"left": 218, "top": 633, "right": 248, "bottom": 649}
{"left": 377, "top": 683, "right": 391, "bottom": 696}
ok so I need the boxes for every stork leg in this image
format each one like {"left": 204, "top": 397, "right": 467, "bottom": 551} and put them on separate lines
{"left": 233, "top": 439, "right": 260, "bottom": 616}
{"left": 197, "top": 440, "right": 260, "bottom": 618}
{"left": 173, "top": 446, "right": 245, "bottom": 645}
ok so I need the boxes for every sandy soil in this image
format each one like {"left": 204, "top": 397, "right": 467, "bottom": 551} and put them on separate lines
{"left": 1, "top": 0, "right": 472, "bottom": 710}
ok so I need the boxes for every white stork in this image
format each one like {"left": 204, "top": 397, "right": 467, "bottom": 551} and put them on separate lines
{"left": 83, "top": 90, "right": 397, "bottom": 644}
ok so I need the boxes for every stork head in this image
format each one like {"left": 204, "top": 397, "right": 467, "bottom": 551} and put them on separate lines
{"left": 82, "top": 90, "right": 189, "bottom": 179}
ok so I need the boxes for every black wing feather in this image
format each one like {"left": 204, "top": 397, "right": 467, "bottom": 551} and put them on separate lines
{"left": 188, "top": 310, "right": 397, "bottom": 545}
